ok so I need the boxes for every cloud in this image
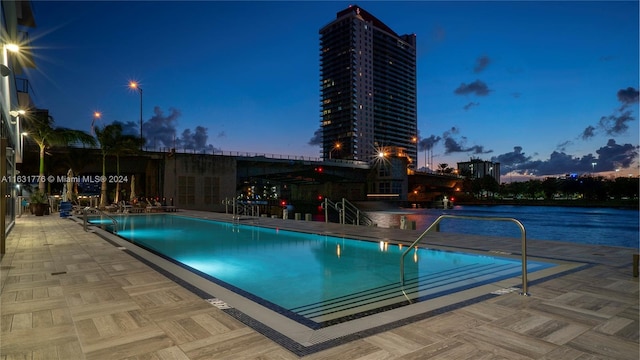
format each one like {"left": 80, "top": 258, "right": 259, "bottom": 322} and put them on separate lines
{"left": 178, "top": 129, "right": 194, "bottom": 148}
{"left": 308, "top": 128, "right": 322, "bottom": 146}
{"left": 579, "top": 87, "right": 638, "bottom": 139}
{"left": 143, "top": 106, "right": 180, "bottom": 148}
{"left": 443, "top": 137, "right": 465, "bottom": 154}
{"left": 442, "top": 130, "right": 492, "bottom": 155}
{"left": 532, "top": 151, "right": 598, "bottom": 175}
{"left": 617, "top": 87, "right": 639, "bottom": 108}
{"left": 473, "top": 55, "right": 491, "bottom": 73}
{"left": 581, "top": 125, "right": 596, "bottom": 140}
{"left": 418, "top": 135, "right": 441, "bottom": 151}
{"left": 598, "top": 110, "right": 634, "bottom": 136}
{"left": 491, "top": 146, "right": 531, "bottom": 170}
{"left": 176, "top": 126, "right": 214, "bottom": 152}
{"left": 463, "top": 102, "right": 479, "bottom": 111}
{"left": 454, "top": 80, "right": 491, "bottom": 96}
{"left": 141, "top": 106, "right": 216, "bottom": 152}
{"left": 442, "top": 126, "right": 459, "bottom": 138}
{"left": 192, "top": 126, "right": 208, "bottom": 148}
{"left": 556, "top": 140, "right": 572, "bottom": 152}
{"left": 494, "top": 148, "right": 594, "bottom": 175}
{"left": 467, "top": 145, "right": 493, "bottom": 154}
{"left": 112, "top": 120, "right": 138, "bottom": 137}
{"left": 596, "top": 139, "right": 639, "bottom": 170}
{"left": 493, "top": 140, "right": 638, "bottom": 175}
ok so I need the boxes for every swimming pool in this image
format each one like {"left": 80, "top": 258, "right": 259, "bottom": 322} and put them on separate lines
{"left": 90, "top": 214, "right": 556, "bottom": 327}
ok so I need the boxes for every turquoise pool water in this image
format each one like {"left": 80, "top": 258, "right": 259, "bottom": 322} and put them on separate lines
{"left": 91, "top": 214, "right": 554, "bottom": 324}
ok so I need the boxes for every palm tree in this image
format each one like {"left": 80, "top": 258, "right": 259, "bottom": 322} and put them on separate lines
{"left": 94, "top": 124, "right": 120, "bottom": 208}
{"left": 437, "top": 163, "right": 450, "bottom": 174}
{"left": 95, "top": 123, "right": 144, "bottom": 207}
{"left": 112, "top": 134, "right": 143, "bottom": 203}
{"left": 23, "top": 109, "right": 96, "bottom": 192}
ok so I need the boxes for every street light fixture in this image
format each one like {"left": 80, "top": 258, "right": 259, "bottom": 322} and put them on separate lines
{"left": 329, "top": 142, "right": 341, "bottom": 160}
{"left": 5, "top": 43, "right": 19, "bottom": 53}
{"left": 9, "top": 109, "right": 25, "bottom": 124}
{"left": 129, "top": 81, "right": 143, "bottom": 150}
{"left": 1, "top": 43, "right": 19, "bottom": 76}
{"left": 91, "top": 111, "right": 101, "bottom": 134}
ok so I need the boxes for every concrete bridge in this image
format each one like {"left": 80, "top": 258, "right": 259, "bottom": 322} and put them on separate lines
{"left": 20, "top": 147, "right": 463, "bottom": 211}
{"left": 235, "top": 155, "right": 371, "bottom": 184}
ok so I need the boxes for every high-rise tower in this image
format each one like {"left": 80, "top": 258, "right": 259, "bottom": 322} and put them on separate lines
{"left": 320, "top": 5, "right": 417, "bottom": 167}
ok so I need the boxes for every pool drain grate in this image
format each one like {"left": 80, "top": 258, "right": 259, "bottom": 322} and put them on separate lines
{"left": 491, "top": 287, "right": 519, "bottom": 295}
{"left": 206, "top": 298, "right": 233, "bottom": 309}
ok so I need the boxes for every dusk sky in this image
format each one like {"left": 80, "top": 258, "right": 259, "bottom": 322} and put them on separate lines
{"left": 23, "top": 1, "right": 639, "bottom": 178}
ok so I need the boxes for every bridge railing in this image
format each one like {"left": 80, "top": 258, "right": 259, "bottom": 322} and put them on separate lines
{"left": 67, "top": 145, "right": 371, "bottom": 167}
{"left": 152, "top": 147, "right": 371, "bottom": 166}
{"left": 153, "top": 147, "right": 323, "bottom": 162}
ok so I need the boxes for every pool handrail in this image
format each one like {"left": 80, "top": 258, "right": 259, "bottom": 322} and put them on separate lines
{"left": 322, "top": 197, "right": 376, "bottom": 226}
{"left": 400, "top": 214, "right": 529, "bottom": 303}
{"left": 82, "top": 206, "right": 118, "bottom": 234}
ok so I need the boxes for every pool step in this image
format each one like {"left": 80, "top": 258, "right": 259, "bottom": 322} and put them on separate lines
{"left": 290, "top": 262, "right": 523, "bottom": 322}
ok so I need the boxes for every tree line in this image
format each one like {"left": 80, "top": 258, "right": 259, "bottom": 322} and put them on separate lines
{"left": 460, "top": 175, "right": 639, "bottom": 202}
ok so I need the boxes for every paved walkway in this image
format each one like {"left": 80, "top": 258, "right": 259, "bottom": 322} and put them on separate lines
{"left": 1, "top": 212, "right": 638, "bottom": 359}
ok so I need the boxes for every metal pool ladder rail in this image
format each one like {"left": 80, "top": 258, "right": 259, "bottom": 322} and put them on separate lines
{"left": 82, "top": 207, "right": 118, "bottom": 234}
{"left": 400, "top": 214, "right": 529, "bottom": 303}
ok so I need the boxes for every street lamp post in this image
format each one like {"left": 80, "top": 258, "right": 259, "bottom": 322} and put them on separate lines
{"left": 129, "top": 81, "right": 143, "bottom": 150}
{"left": 20, "top": 131, "right": 27, "bottom": 157}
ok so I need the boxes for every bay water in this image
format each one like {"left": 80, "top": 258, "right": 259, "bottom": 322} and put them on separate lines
{"left": 366, "top": 205, "right": 639, "bottom": 248}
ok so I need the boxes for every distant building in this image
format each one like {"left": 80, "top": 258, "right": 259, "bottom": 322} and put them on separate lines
{"left": 319, "top": 5, "right": 417, "bottom": 167}
{"left": 457, "top": 159, "right": 501, "bottom": 184}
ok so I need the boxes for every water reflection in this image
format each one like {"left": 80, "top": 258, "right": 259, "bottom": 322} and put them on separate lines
{"left": 367, "top": 205, "right": 638, "bottom": 248}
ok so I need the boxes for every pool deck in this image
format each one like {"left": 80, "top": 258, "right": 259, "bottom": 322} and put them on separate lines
{"left": 1, "top": 211, "right": 638, "bottom": 359}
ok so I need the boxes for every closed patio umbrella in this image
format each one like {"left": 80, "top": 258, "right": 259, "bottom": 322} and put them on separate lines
{"left": 130, "top": 175, "right": 136, "bottom": 202}
{"left": 66, "top": 168, "right": 73, "bottom": 202}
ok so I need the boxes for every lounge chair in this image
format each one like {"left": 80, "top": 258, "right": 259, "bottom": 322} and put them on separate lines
{"left": 146, "top": 203, "right": 164, "bottom": 213}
